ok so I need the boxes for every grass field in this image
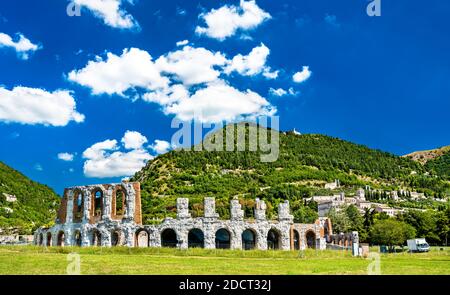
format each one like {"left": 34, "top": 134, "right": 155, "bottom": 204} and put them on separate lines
{"left": 0, "top": 246, "right": 449, "bottom": 275}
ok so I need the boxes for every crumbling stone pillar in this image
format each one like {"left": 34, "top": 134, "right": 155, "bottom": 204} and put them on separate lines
{"left": 254, "top": 198, "right": 266, "bottom": 221}
{"left": 177, "top": 198, "right": 191, "bottom": 219}
{"left": 66, "top": 190, "right": 74, "bottom": 224}
{"left": 278, "top": 201, "right": 293, "bottom": 223}
{"left": 230, "top": 197, "right": 244, "bottom": 221}
{"left": 103, "top": 186, "right": 113, "bottom": 221}
{"left": 204, "top": 197, "right": 219, "bottom": 219}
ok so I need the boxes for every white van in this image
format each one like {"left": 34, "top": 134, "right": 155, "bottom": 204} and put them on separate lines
{"left": 407, "top": 238, "right": 430, "bottom": 252}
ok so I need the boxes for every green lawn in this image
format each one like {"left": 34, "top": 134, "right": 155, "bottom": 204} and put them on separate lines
{"left": 0, "top": 246, "right": 449, "bottom": 275}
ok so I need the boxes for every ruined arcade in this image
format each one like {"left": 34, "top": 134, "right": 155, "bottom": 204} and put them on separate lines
{"left": 34, "top": 182, "right": 332, "bottom": 250}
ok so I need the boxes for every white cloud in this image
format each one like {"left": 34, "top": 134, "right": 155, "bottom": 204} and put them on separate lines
{"left": 164, "top": 80, "right": 275, "bottom": 123}
{"left": 0, "top": 86, "right": 85, "bottom": 126}
{"left": 68, "top": 48, "right": 169, "bottom": 96}
{"left": 73, "top": 0, "right": 139, "bottom": 29}
{"left": 324, "top": 14, "right": 340, "bottom": 28}
{"left": 150, "top": 140, "right": 172, "bottom": 154}
{"left": 269, "top": 87, "right": 298, "bottom": 97}
{"left": 195, "top": 0, "right": 271, "bottom": 41}
{"left": 82, "top": 132, "right": 153, "bottom": 178}
{"left": 121, "top": 130, "right": 148, "bottom": 149}
{"left": 225, "top": 43, "right": 275, "bottom": 78}
{"left": 293, "top": 66, "right": 312, "bottom": 83}
{"left": 0, "top": 32, "right": 40, "bottom": 60}
{"left": 176, "top": 40, "right": 189, "bottom": 47}
{"left": 156, "top": 46, "right": 227, "bottom": 86}
{"left": 58, "top": 153, "right": 75, "bottom": 162}
{"left": 34, "top": 164, "right": 43, "bottom": 171}
{"left": 269, "top": 88, "right": 287, "bottom": 97}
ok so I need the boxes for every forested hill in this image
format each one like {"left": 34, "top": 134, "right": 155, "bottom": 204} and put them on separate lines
{"left": 0, "top": 161, "right": 60, "bottom": 234}
{"left": 132, "top": 124, "right": 449, "bottom": 224}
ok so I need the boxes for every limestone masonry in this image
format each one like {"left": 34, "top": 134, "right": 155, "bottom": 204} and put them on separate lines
{"left": 34, "top": 182, "right": 333, "bottom": 250}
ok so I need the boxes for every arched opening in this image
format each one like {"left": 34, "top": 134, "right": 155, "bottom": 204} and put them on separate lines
{"left": 46, "top": 232, "right": 52, "bottom": 247}
{"left": 306, "top": 230, "right": 316, "bottom": 249}
{"left": 73, "top": 231, "right": 82, "bottom": 247}
{"left": 93, "top": 189, "right": 103, "bottom": 218}
{"left": 91, "top": 230, "right": 101, "bottom": 246}
{"left": 242, "top": 229, "right": 256, "bottom": 250}
{"left": 215, "top": 228, "right": 231, "bottom": 249}
{"left": 111, "top": 231, "right": 122, "bottom": 246}
{"left": 57, "top": 231, "right": 65, "bottom": 247}
{"left": 267, "top": 229, "right": 281, "bottom": 250}
{"left": 136, "top": 230, "right": 149, "bottom": 247}
{"left": 293, "top": 230, "right": 300, "bottom": 250}
{"left": 161, "top": 229, "right": 178, "bottom": 248}
{"left": 188, "top": 228, "right": 204, "bottom": 248}
{"left": 38, "top": 233, "right": 43, "bottom": 246}
{"left": 73, "top": 191, "right": 84, "bottom": 222}
{"left": 114, "top": 188, "right": 126, "bottom": 217}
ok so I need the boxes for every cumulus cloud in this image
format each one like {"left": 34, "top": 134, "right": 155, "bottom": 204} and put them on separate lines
{"left": 156, "top": 46, "right": 227, "bottom": 85}
{"left": 269, "top": 87, "right": 298, "bottom": 97}
{"left": 176, "top": 40, "right": 189, "bottom": 47}
{"left": 58, "top": 152, "right": 75, "bottom": 162}
{"left": 195, "top": 0, "right": 271, "bottom": 41}
{"left": 73, "top": 0, "right": 139, "bottom": 29}
{"left": 324, "top": 14, "right": 341, "bottom": 28}
{"left": 150, "top": 140, "right": 172, "bottom": 154}
{"left": 0, "top": 86, "right": 85, "bottom": 126}
{"left": 269, "top": 88, "right": 287, "bottom": 97}
{"left": 121, "top": 130, "right": 148, "bottom": 149}
{"left": 164, "top": 80, "right": 275, "bottom": 123}
{"left": 293, "top": 66, "right": 312, "bottom": 83}
{"left": 70, "top": 45, "right": 279, "bottom": 123}
{"left": 225, "top": 43, "right": 276, "bottom": 78}
{"left": 0, "top": 32, "right": 40, "bottom": 60}
{"left": 68, "top": 48, "right": 169, "bottom": 96}
{"left": 82, "top": 132, "right": 153, "bottom": 178}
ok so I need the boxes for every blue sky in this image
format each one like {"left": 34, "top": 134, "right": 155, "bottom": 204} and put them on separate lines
{"left": 0, "top": 0, "right": 449, "bottom": 194}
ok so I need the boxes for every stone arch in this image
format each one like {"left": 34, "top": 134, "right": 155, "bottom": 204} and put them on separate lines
{"left": 161, "top": 228, "right": 178, "bottom": 248}
{"left": 46, "top": 232, "right": 52, "bottom": 247}
{"left": 306, "top": 230, "right": 316, "bottom": 249}
{"left": 215, "top": 228, "right": 231, "bottom": 249}
{"left": 73, "top": 189, "right": 84, "bottom": 223}
{"left": 73, "top": 230, "right": 82, "bottom": 247}
{"left": 57, "top": 231, "right": 65, "bottom": 247}
{"left": 267, "top": 228, "right": 281, "bottom": 250}
{"left": 113, "top": 185, "right": 127, "bottom": 219}
{"left": 135, "top": 229, "right": 149, "bottom": 247}
{"left": 111, "top": 230, "right": 124, "bottom": 246}
{"left": 91, "top": 188, "right": 104, "bottom": 219}
{"left": 188, "top": 228, "right": 204, "bottom": 248}
{"left": 242, "top": 228, "right": 257, "bottom": 250}
{"left": 293, "top": 229, "right": 300, "bottom": 250}
{"left": 91, "top": 229, "right": 102, "bottom": 246}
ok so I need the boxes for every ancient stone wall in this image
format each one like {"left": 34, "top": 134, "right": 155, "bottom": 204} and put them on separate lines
{"left": 35, "top": 182, "right": 331, "bottom": 251}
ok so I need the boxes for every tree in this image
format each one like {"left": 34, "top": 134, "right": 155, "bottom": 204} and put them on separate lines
{"left": 327, "top": 208, "right": 350, "bottom": 233}
{"left": 370, "top": 219, "right": 416, "bottom": 252}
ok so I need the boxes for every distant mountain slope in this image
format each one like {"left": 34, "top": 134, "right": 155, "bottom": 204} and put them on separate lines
{"left": 425, "top": 152, "right": 450, "bottom": 179}
{"left": 0, "top": 161, "right": 60, "bottom": 234}
{"left": 132, "top": 124, "right": 448, "bottom": 224}
{"left": 404, "top": 145, "right": 450, "bottom": 164}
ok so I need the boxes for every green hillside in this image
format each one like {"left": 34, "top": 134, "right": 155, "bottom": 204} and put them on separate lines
{"left": 132, "top": 124, "right": 450, "bottom": 224}
{"left": 0, "top": 162, "right": 60, "bottom": 234}
{"left": 425, "top": 152, "right": 450, "bottom": 179}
